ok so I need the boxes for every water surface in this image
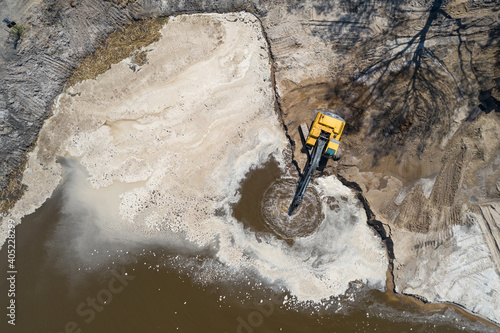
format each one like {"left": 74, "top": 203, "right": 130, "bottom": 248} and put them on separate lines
{"left": 0, "top": 160, "right": 495, "bottom": 333}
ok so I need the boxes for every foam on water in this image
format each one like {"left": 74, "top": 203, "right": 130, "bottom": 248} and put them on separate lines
{"left": 225, "top": 176, "right": 389, "bottom": 301}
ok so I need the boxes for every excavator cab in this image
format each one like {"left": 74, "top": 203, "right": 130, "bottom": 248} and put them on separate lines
{"left": 288, "top": 111, "right": 346, "bottom": 215}
{"left": 305, "top": 111, "right": 345, "bottom": 159}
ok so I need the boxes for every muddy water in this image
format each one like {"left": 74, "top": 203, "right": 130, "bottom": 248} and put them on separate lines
{"left": 233, "top": 159, "right": 324, "bottom": 240}
{"left": 0, "top": 161, "right": 496, "bottom": 333}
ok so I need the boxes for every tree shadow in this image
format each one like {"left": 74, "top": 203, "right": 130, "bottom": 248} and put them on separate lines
{"left": 306, "top": 0, "right": 498, "bottom": 168}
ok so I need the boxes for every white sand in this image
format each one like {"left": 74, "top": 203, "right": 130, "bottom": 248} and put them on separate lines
{"left": 394, "top": 222, "right": 500, "bottom": 324}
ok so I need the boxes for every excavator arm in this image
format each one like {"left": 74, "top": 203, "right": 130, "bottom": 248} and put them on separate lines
{"left": 288, "top": 131, "right": 329, "bottom": 215}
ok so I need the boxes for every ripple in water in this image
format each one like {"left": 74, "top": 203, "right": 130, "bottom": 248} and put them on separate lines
{"left": 261, "top": 177, "right": 324, "bottom": 239}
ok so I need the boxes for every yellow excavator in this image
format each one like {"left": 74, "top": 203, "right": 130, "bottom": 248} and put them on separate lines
{"left": 288, "top": 110, "right": 346, "bottom": 215}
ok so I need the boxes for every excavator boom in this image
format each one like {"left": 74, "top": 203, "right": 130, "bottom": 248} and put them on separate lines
{"left": 288, "top": 131, "right": 329, "bottom": 215}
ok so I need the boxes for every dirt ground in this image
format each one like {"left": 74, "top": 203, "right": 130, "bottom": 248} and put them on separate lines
{"left": 261, "top": 0, "right": 500, "bottom": 324}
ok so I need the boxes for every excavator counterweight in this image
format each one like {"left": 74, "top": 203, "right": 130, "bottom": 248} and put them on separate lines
{"left": 288, "top": 111, "right": 346, "bottom": 215}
